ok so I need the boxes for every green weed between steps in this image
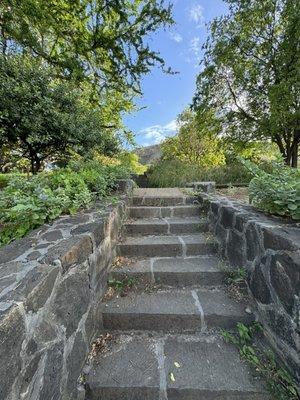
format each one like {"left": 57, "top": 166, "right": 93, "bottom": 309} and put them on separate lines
{"left": 108, "top": 277, "right": 136, "bottom": 296}
{"left": 221, "top": 323, "right": 300, "bottom": 400}
{"left": 222, "top": 266, "right": 247, "bottom": 285}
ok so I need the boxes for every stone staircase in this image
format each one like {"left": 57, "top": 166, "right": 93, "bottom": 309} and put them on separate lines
{"left": 84, "top": 188, "right": 269, "bottom": 400}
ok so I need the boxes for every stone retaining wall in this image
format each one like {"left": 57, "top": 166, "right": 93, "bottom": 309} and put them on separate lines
{"left": 0, "top": 179, "right": 133, "bottom": 400}
{"left": 198, "top": 191, "right": 300, "bottom": 382}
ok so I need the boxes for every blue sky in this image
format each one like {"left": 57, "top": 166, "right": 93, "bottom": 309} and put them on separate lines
{"left": 125, "top": 0, "right": 228, "bottom": 147}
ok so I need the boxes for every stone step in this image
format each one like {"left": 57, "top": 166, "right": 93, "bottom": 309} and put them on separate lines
{"left": 102, "top": 288, "right": 253, "bottom": 332}
{"left": 124, "top": 217, "right": 208, "bottom": 236}
{"left": 111, "top": 256, "right": 224, "bottom": 287}
{"left": 131, "top": 187, "right": 197, "bottom": 207}
{"left": 132, "top": 195, "right": 198, "bottom": 206}
{"left": 85, "top": 333, "right": 269, "bottom": 400}
{"left": 117, "top": 234, "right": 216, "bottom": 258}
{"left": 129, "top": 205, "right": 201, "bottom": 219}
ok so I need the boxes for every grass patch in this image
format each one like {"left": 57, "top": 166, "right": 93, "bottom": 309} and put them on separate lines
{"left": 147, "top": 160, "right": 252, "bottom": 188}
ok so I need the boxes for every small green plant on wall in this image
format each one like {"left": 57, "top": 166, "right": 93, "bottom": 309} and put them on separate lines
{"left": 222, "top": 322, "right": 300, "bottom": 400}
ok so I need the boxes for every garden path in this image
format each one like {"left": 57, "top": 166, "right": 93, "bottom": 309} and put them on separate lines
{"left": 84, "top": 188, "right": 269, "bottom": 400}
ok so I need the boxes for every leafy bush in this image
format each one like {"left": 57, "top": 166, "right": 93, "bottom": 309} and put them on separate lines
{"left": 148, "top": 160, "right": 252, "bottom": 188}
{"left": 243, "top": 161, "right": 300, "bottom": 220}
{"left": 0, "top": 161, "right": 131, "bottom": 245}
{"left": 0, "top": 173, "right": 26, "bottom": 189}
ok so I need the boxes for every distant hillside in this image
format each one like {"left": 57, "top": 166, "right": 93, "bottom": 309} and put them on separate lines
{"left": 135, "top": 144, "right": 162, "bottom": 165}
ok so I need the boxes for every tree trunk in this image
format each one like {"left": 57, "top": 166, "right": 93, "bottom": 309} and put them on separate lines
{"left": 30, "top": 156, "right": 41, "bottom": 174}
{"left": 30, "top": 157, "right": 35, "bottom": 175}
{"left": 291, "top": 142, "right": 298, "bottom": 168}
{"left": 291, "top": 129, "right": 300, "bottom": 168}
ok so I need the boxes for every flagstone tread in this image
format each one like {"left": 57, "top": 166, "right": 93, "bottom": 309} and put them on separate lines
{"left": 102, "top": 288, "right": 252, "bottom": 332}
{"left": 129, "top": 205, "right": 201, "bottom": 218}
{"left": 117, "top": 234, "right": 216, "bottom": 257}
{"left": 85, "top": 334, "right": 269, "bottom": 400}
{"left": 111, "top": 256, "right": 224, "bottom": 287}
{"left": 124, "top": 217, "right": 208, "bottom": 235}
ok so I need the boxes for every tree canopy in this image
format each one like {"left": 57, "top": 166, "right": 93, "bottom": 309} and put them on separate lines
{"left": 0, "top": 1, "right": 174, "bottom": 172}
{"left": 0, "top": 55, "right": 122, "bottom": 173}
{"left": 162, "top": 109, "right": 225, "bottom": 168}
{"left": 0, "top": 0, "right": 173, "bottom": 96}
{"left": 193, "top": 0, "right": 300, "bottom": 167}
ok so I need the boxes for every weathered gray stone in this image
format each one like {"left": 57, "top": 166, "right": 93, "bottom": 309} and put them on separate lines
{"left": 270, "top": 254, "right": 298, "bottom": 315}
{"left": 103, "top": 289, "right": 203, "bottom": 332}
{"left": 165, "top": 336, "right": 269, "bottom": 399}
{"left": 2, "top": 265, "right": 59, "bottom": 310}
{"left": 42, "top": 236, "right": 93, "bottom": 272}
{"left": 118, "top": 234, "right": 215, "bottom": 258}
{"left": 114, "top": 179, "right": 134, "bottom": 194}
{"left": 220, "top": 206, "right": 236, "bottom": 229}
{"left": 187, "top": 181, "right": 216, "bottom": 193}
{"left": 89, "top": 247, "right": 110, "bottom": 289}
{"left": 52, "top": 268, "right": 90, "bottom": 337}
{"left": 226, "top": 230, "right": 246, "bottom": 267}
{"left": 25, "top": 265, "right": 59, "bottom": 312}
{"left": 64, "top": 330, "right": 88, "bottom": 399}
{"left": 35, "top": 243, "right": 51, "bottom": 250}
{"left": 0, "top": 274, "right": 17, "bottom": 291}
{"left": 103, "top": 288, "right": 251, "bottom": 332}
{"left": 245, "top": 222, "right": 263, "bottom": 261}
{"left": 39, "top": 341, "right": 64, "bottom": 400}
{"left": 85, "top": 336, "right": 159, "bottom": 400}
{"left": 183, "top": 234, "right": 216, "bottom": 256}
{"left": 118, "top": 235, "right": 182, "bottom": 257}
{"left": 112, "top": 256, "right": 224, "bottom": 287}
{"left": 0, "top": 261, "right": 24, "bottom": 278}
{"left": 129, "top": 205, "right": 200, "bottom": 219}
{"left": 72, "top": 221, "right": 104, "bottom": 247}
{"left": 250, "top": 263, "right": 272, "bottom": 305}
{"left": 20, "top": 352, "right": 42, "bottom": 396}
{"left": 58, "top": 214, "right": 90, "bottom": 225}
{"left": 86, "top": 334, "right": 268, "bottom": 400}
{"left": 84, "top": 304, "right": 101, "bottom": 344}
{"left": 41, "top": 230, "right": 63, "bottom": 242}
{"left": 210, "top": 200, "right": 221, "bottom": 216}
{"left": 263, "top": 227, "right": 299, "bottom": 252}
{"left": 235, "top": 212, "right": 248, "bottom": 232}
{"left": 26, "top": 250, "right": 42, "bottom": 261}
{"left": 266, "top": 309, "right": 297, "bottom": 349}
{"left": 26, "top": 338, "right": 38, "bottom": 355}
{"left": 0, "top": 236, "right": 35, "bottom": 264}
{"left": 0, "top": 305, "right": 25, "bottom": 399}
{"left": 214, "top": 223, "right": 228, "bottom": 258}
{"left": 32, "top": 320, "right": 57, "bottom": 344}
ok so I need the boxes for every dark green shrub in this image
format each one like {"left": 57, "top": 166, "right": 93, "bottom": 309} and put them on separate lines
{"left": 0, "top": 161, "right": 131, "bottom": 245}
{"left": 244, "top": 160, "right": 300, "bottom": 220}
{"left": 0, "top": 173, "right": 25, "bottom": 189}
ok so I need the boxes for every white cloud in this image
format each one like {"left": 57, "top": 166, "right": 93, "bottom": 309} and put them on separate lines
{"left": 169, "top": 31, "right": 183, "bottom": 43}
{"left": 190, "top": 36, "right": 202, "bottom": 58}
{"left": 189, "top": 4, "right": 205, "bottom": 27}
{"left": 139, "top": 120, "right": 178, "bottom": 145}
